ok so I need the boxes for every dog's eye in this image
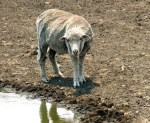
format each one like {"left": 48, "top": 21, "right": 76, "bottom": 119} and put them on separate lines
{"left": 66, "top": 39, "right": 70, "bottom": 42}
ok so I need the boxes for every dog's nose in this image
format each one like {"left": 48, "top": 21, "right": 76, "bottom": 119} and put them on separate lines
{"left": 73, "top": 49, "right": 78, "bottom": 56}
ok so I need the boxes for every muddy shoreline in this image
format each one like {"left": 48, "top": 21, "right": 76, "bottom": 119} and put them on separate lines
{"left": 0, "top": 80, "right": 133, "bottom": 123}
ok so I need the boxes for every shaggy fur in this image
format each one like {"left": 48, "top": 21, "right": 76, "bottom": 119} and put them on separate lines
{"left": 36, "top": 9, "right": 93, "bottom": 87}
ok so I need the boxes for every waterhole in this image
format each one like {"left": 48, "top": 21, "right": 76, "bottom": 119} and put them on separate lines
{"left": 0, "top": 89, "right": 79, "bottom": 123}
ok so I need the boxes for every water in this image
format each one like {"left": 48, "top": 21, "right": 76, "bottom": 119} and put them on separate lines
{"left": 0, "top": 91, "right": 79, "bottom": 123}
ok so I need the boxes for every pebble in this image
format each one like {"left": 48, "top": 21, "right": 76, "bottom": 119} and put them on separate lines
{"left": 45, "top": 2, "right": 51, "bottom": 5}
{"left": 134, "top": 92, "right": 143, "bottom": 98}
{"left": 122, "top": 102, "right": 129, "bottom": 107}
{"left": 144, "top": 96, "right": 150, "bottom": 101}
{"left": 31, "top": 45, "right": 37, "bottom": 49}
{"left": 135, "top": 110, "right": 139, "bottom": 114}
{"left": 121, "top": 84, "right": 126, "bottom": 87}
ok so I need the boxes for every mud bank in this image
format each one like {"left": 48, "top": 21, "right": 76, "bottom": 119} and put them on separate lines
{"left": 0, "top": 80, "right": 133, "bottom": 123}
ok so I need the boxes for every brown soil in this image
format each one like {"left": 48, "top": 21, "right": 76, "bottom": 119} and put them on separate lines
{"left": 0, "top": 0, "right": 150, "bottom": 122}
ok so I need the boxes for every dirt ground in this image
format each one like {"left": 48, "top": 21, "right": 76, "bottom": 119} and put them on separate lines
{"left": 0, "top": 0, "right": 150, "bottom": 122}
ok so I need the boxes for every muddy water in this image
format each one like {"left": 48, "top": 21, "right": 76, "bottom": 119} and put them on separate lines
{"left": 0, "top": 90, "right": 79, "bottom": 123}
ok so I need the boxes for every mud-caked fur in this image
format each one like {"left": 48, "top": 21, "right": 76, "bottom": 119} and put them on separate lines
{"left": 36, "top": 9, "right": 93, "bottom": 87}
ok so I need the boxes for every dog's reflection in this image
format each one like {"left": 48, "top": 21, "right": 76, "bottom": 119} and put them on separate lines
{"left": 40, "top": 100, "right": 49, "bottom": 123}
{"left": 40, "top": 100, "right": 72, "bottom": 123}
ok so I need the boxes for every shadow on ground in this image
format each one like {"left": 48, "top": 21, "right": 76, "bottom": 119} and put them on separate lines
{"left": 44, "top": 77, "right": 100, "bottom": 96}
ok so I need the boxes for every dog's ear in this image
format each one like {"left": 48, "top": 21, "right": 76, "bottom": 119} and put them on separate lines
{"left": 81, "top": 35, "right": 91, "bottom": 41}
{"left": 59, "top": 36, "right": 66, "bottom": 42}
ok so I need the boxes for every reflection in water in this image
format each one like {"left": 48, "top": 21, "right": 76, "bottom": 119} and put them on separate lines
{"left": 40, "top": 100, "right": 77, "bottom": 123}
{"left": 49, "top": 103, "right": 60, "bottom": 123}
{"left": 0, "top": 91, "right": 79, "bottom": 123}
{"left": 40, "top": 100, "right": 49, "bottom": 123}
{"left": 49, "top": 103, "right": 72, "bottom": 123}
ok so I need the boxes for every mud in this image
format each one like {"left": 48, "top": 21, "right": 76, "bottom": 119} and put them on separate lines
{"left": 0, "top": 0, "right": 150, "bottom": 122}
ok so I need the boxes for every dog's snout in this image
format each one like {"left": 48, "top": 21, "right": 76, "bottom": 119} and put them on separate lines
{"left": 73, "top": 49, "right": 78, "bottom": 56}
